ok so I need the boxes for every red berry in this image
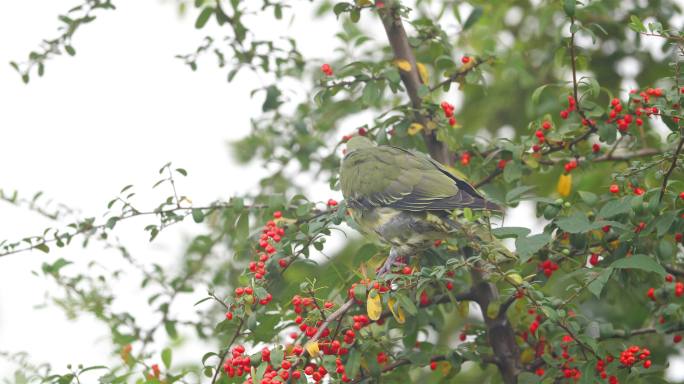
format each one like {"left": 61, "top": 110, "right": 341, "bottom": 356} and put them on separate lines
{"left": 676, "top": 233, "right": 683, "bottom": 242}
{"left": 446, "top": 282, "right": 454, "bottom": 290}
{"left": 666, "top": 274, "right": 674, "bottom": 282}
{"left": 592, "top": 143, "right": 600, "bottom": 153}
{"left": 497, "top": 159, "right": 507, "bottom": 170}
{"left": 273, "top": 211, "right": 282, "bottom": 219}
{"left": 321, "top": 64, "right": 333, "bottom": 76}
{"left": 279, "top": 259, "right": 288, "bottom": 268}
{"left": 461, "top": 56, "right": 470, "bottom": 64}
{"left": 358, "top": 127, "right": 367, "bottom": 136}
{"left": 675, "top": 335, "right": 683, "bottom": 343}
{"left": 679, "top": 192, "right": 684, "bottom": 200}
{"left": 589, "top": 253, "right": 599, "bottom": 266}
{"left": 542, "top": 121, "right": 552, "bottom": 130}
{"left": 643, "top": 360, "right": 652, "bottom": 368}
{"left": 560, "top": 110, "right": 569, "bottom": 119}
{"left": 535, "top": 368, "right": 545, "bottom": 376}
{"left": 609, "top": 184, "right": 619, "bottom": 194}
{"left": 225, "top": 311, "right": 233, "bottom": 320}
{"left": 429, "top": 361, "right": 437, "bottom": 370}
{"left": 402, "top": 266, "right": 412, "bottom": 275}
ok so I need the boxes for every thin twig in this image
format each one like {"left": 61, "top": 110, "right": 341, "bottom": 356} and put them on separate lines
{"left": 658, "top": 136, "right": 684, "bottom": 202}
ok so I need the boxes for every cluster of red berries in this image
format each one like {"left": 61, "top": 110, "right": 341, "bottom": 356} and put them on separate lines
{"left": 440, "top": 101, "right": 457, "bottom": 126}
{"left": 607, "top": 97, "right": 638, "bottom": 132}
{"left": 321, "top": 64, "right": 333, "bottom": 76}
{"left": 618, "top": 345, "right": 651, "bottom": 368}
{"left": 303, "top": 364, "right": 331, "bottom": 382}
{"left": 538, "top": 259, "right": 559, "bottom": 277}
{"left": 634, "top": 221, "right": 646, "bottom": 233}
{"left": 253, "top": 212, "right": 287, "bottom": 277}
{"left": 556, "top": 335, "right": 582, "bottom": 380}
{"left": 629, "top": 87, "right": 666, "bottom": 122}
{"left": 559, "top": 95, "right": 576, "bottom": 119}
{"left": 240, "top": 286, "right": 273, "bottom": 306}
{"left": 563, "top": 159, "right": 578, "bottom": 173}
{"left": 528, "top": 315, "right": 542, "bottom": 335}
{"left": 148, "top": 364, "right": 161, "bottom": 380}
{"left": 594, "top": 355, "right": 617, "bottom": 381}
{"left": 222, "top": 344, "right": 251, "bottom": 378}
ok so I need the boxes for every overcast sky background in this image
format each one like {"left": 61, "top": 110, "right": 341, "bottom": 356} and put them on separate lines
{"left": 0, "top": 0, "right": 682, "bottom": 381}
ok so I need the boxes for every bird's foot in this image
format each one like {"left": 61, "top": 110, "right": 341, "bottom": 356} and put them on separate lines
{"left": 377, "top": 248, "right": 400, "bottom": 276}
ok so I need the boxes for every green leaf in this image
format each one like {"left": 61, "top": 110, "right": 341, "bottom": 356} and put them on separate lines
{"left": 333, "top": 2, "right": 351, "bottom": 18}
{"left": 35, "top": 243, "right": 50, "bottom": 253}
{"left": 587, "top": 268, "right": 612, "bottom": 298}
{"left": 192, "top": 208, "right": 205, "bottom": 223}
{"left": 262, "top": 85, "right": 282, "bottom": 112}
{"left": 64, "top": 45, "right": 76, "bottom": 56}
{"left": 563, "top": 0, "right": 575, "bottom": 16}
{"left": 361, "top": 82, "right": 379, "bottom": 105}
{"left": 531, "top": 84, "right": 552, "bottom": 105}
{"left": 164, "top": 320, "right": 178, "bottom": 339}
{"left": 516, "top": 233, "right": 552, "bottom": 262}
{"left": 195, "top": 7, "right": 214, "bottom": 28}
{"left": 629, "top": 15, "right": 647, "bottom": 33}
{"left": 598, "top": 197, "right": 631, "bottom": 218}
{"left": 162, "top": 348, "right": 172, "bottom": 369}
{"left": 609, "top": 254, "right": 666, "bottom": 277}
{"left": 555, "top": 212, "right": 595, "bottom": 233}
{"left": 655, "top": 211, "right": 676, "bottom": 236}
{"left": 492, "top": 227, "right": 531, "bottom": 239}
{"left": 578, "top": 191, "right": 598, "bottom": 205}
{"left": 462, "top": 7, "right": 483, "bottom": 30}
{"left": 502, "top": 161, "right": 522, "bottom": 182}
{"left": 505, "top": 185, "right": 535, "bottom": 203}
{"left": 350, "top": 7, "right": 360, "bottom": 23}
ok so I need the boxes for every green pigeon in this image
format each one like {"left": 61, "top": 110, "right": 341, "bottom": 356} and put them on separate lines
{"left": 339, "top": 136, "right": 503, "bottom": 273}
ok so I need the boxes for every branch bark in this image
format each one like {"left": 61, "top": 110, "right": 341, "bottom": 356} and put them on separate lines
{"left": 378, "top": 6, "right": 521, "bottom": 383}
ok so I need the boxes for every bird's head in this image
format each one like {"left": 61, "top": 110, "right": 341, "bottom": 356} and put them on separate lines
{"left": 345, "top": 136, "right": 375, "bottom": 153}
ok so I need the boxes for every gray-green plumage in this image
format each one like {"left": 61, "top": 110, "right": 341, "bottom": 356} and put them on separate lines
{"left": 340, "top": 136, "right": 502, "bottom": 270}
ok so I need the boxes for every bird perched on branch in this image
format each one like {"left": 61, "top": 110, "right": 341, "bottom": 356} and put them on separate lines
{"left": 339, "top": 135, "right": 504, "bottom": 274}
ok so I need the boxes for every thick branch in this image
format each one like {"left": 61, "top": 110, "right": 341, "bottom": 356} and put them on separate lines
{"left": 378, "top": 6, "right": 521, "bottom": 383}
{"left": 378, "top": 6, "right": 449, "bottom": 165}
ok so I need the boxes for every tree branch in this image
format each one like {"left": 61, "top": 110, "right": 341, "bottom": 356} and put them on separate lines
{"left": 378, "top": 5, "right": 521, "bottom": 383}
{"left": 658, "top": 135, "right": 684, "bottom": 202}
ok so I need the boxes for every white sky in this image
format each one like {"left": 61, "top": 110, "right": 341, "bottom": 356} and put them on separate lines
{"left": 0, "top": 0, "right": 682, "bottom": 381}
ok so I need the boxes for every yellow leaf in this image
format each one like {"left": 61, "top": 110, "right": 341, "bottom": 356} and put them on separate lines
{"left": 520, "top": 348, "right": 535, "bottom": 364}
{"left": 305, "top": 341, "right": 320, "bottom": 357}
{"left": 439, "top": 361, "right": 451, "bottom": 375}
{"left": 417, "top": 62, "right": 429, "bottom": 83}
{"left": 387, "top": 297, "right": 405, "bottom": 324}
{"left": 354, "top": 0, "right": 373, "bottom": 5}
{"left": 367, "top": 289, "right": 382, "bottom": 320}
{"left": 457, "top": 300, "right": 469, "bottom": 318}
{"left": 407, "top": 123, "right": 424, "bottom": 136}
{"left": 557, "top": 173, "right": 572, "bottom": 197}
{"left": 486, "top": 301, "right": 500, "bottom": 319}
{"left": 505, "top": 273, "right": 524, "bottom": 286}
{"left": 394, "top": 59, "right": 412, "bottom": 72}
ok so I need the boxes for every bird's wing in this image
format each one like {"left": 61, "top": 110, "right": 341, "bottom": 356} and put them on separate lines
{"left": 340, "top": 146, "right": 501, "bottom": 212}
